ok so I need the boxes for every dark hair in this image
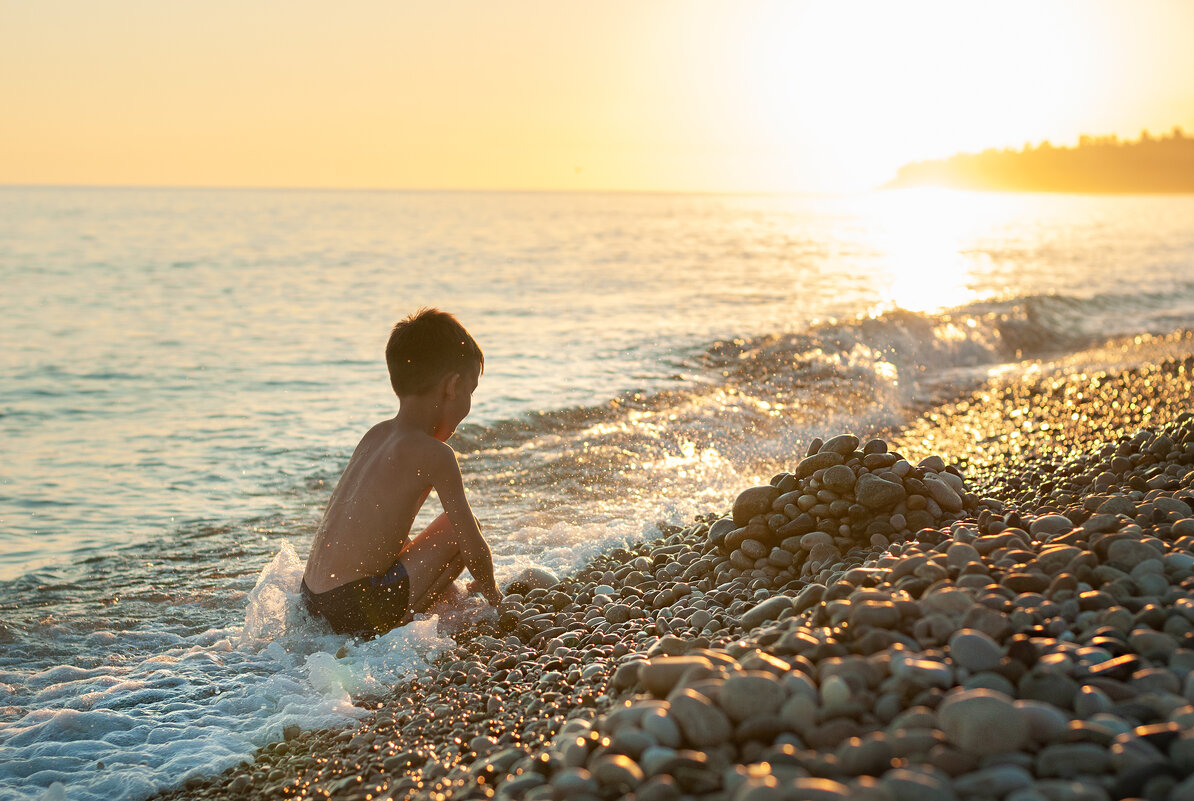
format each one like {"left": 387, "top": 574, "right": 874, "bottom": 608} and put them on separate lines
{"left": 385, "top": 308, "right": 484, "bottom": 396}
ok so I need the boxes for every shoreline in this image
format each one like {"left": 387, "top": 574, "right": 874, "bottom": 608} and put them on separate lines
{"left": 158, "top": 330, "right": 1194, "bottom": 801}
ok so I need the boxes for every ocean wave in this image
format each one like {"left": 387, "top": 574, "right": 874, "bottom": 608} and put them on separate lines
{"left": 454, "top": 282, "right": 1194, "bottom": 452}
{"left": 0, "top": 543, "right": 453, "bottom": 801}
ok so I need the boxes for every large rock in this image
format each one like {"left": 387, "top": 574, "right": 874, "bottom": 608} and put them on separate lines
{"left": 822, "top": 464, "right": 857, "bottom": 493}
{"left": 503, "top": 566, "right": 559, "bottom": 594}
{"left": 855, "top": 474, "right": 907, "bottom": 510}
{"left": 1107, "top": 538, "right": 1161, "bottom": 569}
{"left": 938, "top": 689, "right": 1029, "bottom": 755}
{"left": 717, "top": 673, "right": 788, "bottom": 722}
{"left": 1097, "top": 495, "right": 1137, "bottom": 516}
{"left": 1029, "top": 514, "right": 1073, "bottom": 538}
{"left": 640, "top": 656, "right": 714, "bottom": 698}
{"left": 740, "top": 595, "right": 794, "bottom": 629}
{"left": 667, "top": 689, "right": 732, "bottom": 747}
{"left": 820, "top": 434, "right": 860, "bottom": 457}
{"left": 733, "top": 485, "right": 780, "bottom": 525}
{"left": 923, "top": 474, "right": 963, "bottom": 512}
{"left": 796, "top": 451, "right": 845, "bottom": 478}
{"left": 948, "top": 629, "right": 1003, "bottom": 672}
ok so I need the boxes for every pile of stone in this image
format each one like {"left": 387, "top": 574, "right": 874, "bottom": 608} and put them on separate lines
{"left": 713, "top": 434, "right": 980, "bottom": 584}
{"left": 500, "top": 426, "right": 1194, "bottom": 801}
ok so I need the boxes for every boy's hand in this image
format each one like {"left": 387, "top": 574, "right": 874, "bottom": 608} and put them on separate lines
{"left": 467, "top": 579, "right": 502, "bottom": 606}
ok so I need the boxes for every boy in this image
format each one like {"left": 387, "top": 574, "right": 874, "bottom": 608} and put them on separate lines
{"left": 301, "top": 308, "right": 502, "bottom": 638}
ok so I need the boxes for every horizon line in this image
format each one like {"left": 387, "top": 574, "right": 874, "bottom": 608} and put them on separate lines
{"left": 0, "top": 181, "right": 878, "bottom": 197}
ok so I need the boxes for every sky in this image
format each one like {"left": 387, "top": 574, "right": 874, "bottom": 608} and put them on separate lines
{"left": 2, "top": 0, "right": 1193, "bottom": 193}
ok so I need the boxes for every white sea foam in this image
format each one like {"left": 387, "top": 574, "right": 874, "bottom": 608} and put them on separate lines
{"left": 0, "top": 514, "right": 691, "bottom": 801}
{"left": 0, "top": 543, "right": 453, "bottom": 801}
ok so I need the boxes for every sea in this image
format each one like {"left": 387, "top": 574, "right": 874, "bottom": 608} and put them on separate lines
{"left": 2, "top": 186, "right": 1193, "bottom": 800}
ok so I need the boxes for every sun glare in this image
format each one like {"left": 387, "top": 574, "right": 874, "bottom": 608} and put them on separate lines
{"left": 869, "top": 189, "right": 986, "bottom": 314}
{"left": 723, "top": 1, "right": 1125, "bottom": 190}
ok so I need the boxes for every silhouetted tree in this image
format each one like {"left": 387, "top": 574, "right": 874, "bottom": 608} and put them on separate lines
{"left": 885, "top": 128, "right": 1194, "bottom": 193}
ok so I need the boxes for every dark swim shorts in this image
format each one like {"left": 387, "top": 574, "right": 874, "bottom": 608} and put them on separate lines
{"left": 300, "top": 559, "right": 411, "bottom": 638}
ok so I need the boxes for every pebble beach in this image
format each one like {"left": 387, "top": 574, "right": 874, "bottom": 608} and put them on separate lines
{"left": 154, "top": 329, "right": 1194, "bottom": 801}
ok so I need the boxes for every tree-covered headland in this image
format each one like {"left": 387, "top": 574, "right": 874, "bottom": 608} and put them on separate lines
{"left": 886, "top": 128, "right": 1194, "bottom": 193}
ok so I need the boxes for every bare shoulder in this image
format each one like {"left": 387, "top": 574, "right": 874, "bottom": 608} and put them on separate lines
{"left": 377, "top": 426, "right": 456, "bottom": 470}
{"left": 421, "top": 436, "right": 461, "bottom": 473}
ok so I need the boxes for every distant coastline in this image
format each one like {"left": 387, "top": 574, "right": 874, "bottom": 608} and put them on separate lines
{"left": 885, "top": 128, "right": 1194, "bottom": 193}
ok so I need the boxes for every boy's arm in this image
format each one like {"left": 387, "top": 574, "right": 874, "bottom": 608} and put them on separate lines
{"left": 429, "top": 442, "right": 502, "bottom": 605}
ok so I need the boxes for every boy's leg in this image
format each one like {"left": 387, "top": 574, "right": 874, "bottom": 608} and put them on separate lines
{"left": 398, "top": 513, "right": 470, "bottom": 615}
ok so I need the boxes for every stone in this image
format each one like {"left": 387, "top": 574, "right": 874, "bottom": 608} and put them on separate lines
{"left": 740, "top": 538, "right": 768, "bottom": 560}
{"left": 880, "top": 768, "right": 956, "bottom": 801}
{"left": 785, "top": 778, "right": 851, "bottom": 801}
{"left": 612, "top": 660, "right": 644, "bottom": 690}
{"left": 1106, "top": 539, "right": 1159, "bottom": 569}
{"left": 668, "top": 689, "right": 732, "bottom": 747}
{"left": 801, "top": 531, "right": 834, "bottom": 549}
{"left": 504, "top": 566, "right": 559, "bottom": 593}
{"left": 1173, "top": 775, "right": 1194, "bottom": 801}
{"left": 856, "top": 474, "right": 907, "bottom": 510}
{"left": 924, "top": 475, "right": 963, "bottom": 513}
{"left": 1036, "top": 546, "right": 1082, "bottom": 575}
{"left": 938, "top": 690, "right": 1029, "bottom": 755}
{"left": 796, "top": 452, "right": 845, "bottom": 479}
{"left": 834, "top": 733, "right": 893, "bottom": 776}
{"left": 708, "top": 517, "right": 737, "bottom": 546}
{"left": 948, "top": 629, "right": 1003, "bottom": 672}
{"left": 590, "top": 754, "right": 644, "bottom": 789}
{"left": 640, "top": 657, "right": 715, "bottom": 698}
{"left": 638, "top": 745, "right": 679, "bottom": 777}
{"left": 637, "top": 775, "right": 682, "bottom": 801}
{"left": 741, "top": 595, "right": 793, "bottom": 630}
{"left": 918, "top": 455, "right": 947, "bottom": 472}
{"left": 820, "top": 434, "right": 861, "bottom": 457}
{"left": 952, "top": 764, "right": 1034, "bottom": 797}
{"left": 719, "top": 673, "right": 788, "bottom": 722}
{"left": 733, "top": 777, "right": 787, "bottom": 801}
{"left": 641, "top": 709, "right": 682, "bottom": 749}
{"left": 734, "top": 486, "right": 781, "bottom": 526}
{"left": 946, "top": 542, "right": 981, "bottom": 569}
{"left": 1036, "top": 743, "right": 1111, "bottom": 777}
{"left": 1030, "top": 779, "right": 1110, "bottom": 801}
{"left": 1097, "top": 496, "right": 1137, "bottom": 516}
{"left": 1014, "top": 699, "right": 1070, "bottom": 743}
{"left": 893, "top": 658, "right": 953, "bottom": 688}
{"left": 823, "top": 464, "right": 857, "bottom": 493}
{"left": 1155, "top": 496, "right": 1192, "bottom": 516}
{"left": 849, "top": 600, "right": 901, "bottom": 630}
{"left": 1030, "top": 514, "right": 1074, "bottom": 538}
{"left": 552, "top": 768, "right": 599, "bottom": 794}
{"left": 1018, "top": 669, "right": 1081, "bottom": 709}
{"left": 960, "top": 605, "right": 1012, "bottom": 641}
{"left": 780, "top": 692, "right": 817, "bottom": 735}
{"left": 605, "top": 604, "right": 633, "bottom": 624}
{"left": 919, "top": 588, "right": 976, "bottom": 618}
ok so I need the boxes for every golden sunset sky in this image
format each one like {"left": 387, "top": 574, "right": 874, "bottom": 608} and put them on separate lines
{"left": 2, "top": 0, "right": 1193, "bottom": 192}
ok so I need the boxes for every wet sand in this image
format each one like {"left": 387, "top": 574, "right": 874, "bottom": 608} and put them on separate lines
{"left": 160, "top": 330, "right": 1194, "bottom": 801}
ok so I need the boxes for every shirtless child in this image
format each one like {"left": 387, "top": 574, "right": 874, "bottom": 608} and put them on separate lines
{"left": 301, "top": 309, "right": 502, "bottom": 637}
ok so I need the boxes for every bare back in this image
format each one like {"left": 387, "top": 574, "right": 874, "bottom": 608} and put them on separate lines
{"left": 303, "top": 418, "right": 437, "bottom": 593}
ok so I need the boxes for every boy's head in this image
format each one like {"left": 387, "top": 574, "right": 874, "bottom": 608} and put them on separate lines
{"left": 386, "top": 308, "right": 484, "bottom": 398}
